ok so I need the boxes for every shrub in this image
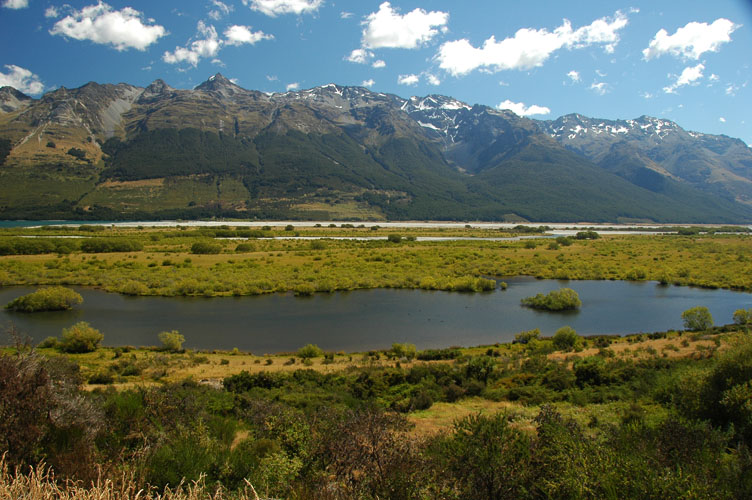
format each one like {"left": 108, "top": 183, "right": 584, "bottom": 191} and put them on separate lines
{"left": 732, "top": 308, "right": 751, "bottom": 326}
{"left": 59, "top": 321, "right": 104, "bottom": 353}
{"left": 235, "top": 243, "right": 255, "bottom": 252}
{"left": 575, "top": 231, "right": 600, "bottom": 240}
{"left": 5, "top": 287, "right": 83, "bottom": 312}
{"left": 552, "top": 326, "right": 580, "bottom": 351}
{"left": 682, "top": 306, "right": 713, "bottom": 331}
{"left": 387, "top": 233, "right": 402, "bottom": 243}
{"left": 190, "top": 241, "right": 222, "bottom": 254}
{"left": 37, "top": 337, "right": 58, "bottom": 349}
{"left": 514, "top": 328, "right": 541, "bottom": 344}
{"left": 297, "top": 343, "right": 323, "bottom": 359}
{"left": 158, "top": 330, "right": 185, "bottom": 352}
{"left": 521, "top": 288, "right": 581, "bottom": 311}
{"left": 391, "top": 342, "right": 417, "bottom": 360}
{"left": 80, "top": 238, "right": 142, "bottom": 253}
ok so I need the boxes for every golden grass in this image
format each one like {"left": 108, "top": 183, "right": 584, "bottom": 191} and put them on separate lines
{"left": 0, "top": 455, "right": 262, "bottom": 500}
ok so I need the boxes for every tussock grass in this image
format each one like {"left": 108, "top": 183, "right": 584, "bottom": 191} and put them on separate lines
{"left": 0, "top": 455, "right": 262, "bottom": 500}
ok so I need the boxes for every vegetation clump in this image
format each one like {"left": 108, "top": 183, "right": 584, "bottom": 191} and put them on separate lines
{"left": 521, "top": 288, "right": 581, "bottom": 311}
{"left": 59, "top": 321, "right": 104, "bottom": 353}
{"left": 190, "top": 241, "right": 222, "bottom": 254}
{"left": 682, "top": 306, "right": 714, "bottom": 331}
{"left": 551, "top": 326, "right": 581, "bottom": 351}
{"left": 5, "top": 287, "right": 83, "bottom": 312}
{"left": 158, "top": 330, "right": 185, "bottom": 352}
{"left": 297, "top": 343, "right": 323, "bottom": 359}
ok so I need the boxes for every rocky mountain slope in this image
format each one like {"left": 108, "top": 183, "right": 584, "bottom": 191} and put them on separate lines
{"left": 0, "top": 74, "right": 750, "bottom": 222}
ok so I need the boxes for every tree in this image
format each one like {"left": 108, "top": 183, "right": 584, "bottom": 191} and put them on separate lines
{"left": 733, "top": 308, "right": 751, "bottom": 327}
{"left": 514, "top": 328, "right": 541, "bottom": 344}
{"left": 297, "top": 343, "right": 323, "bottom": 359}
{"left": 158, "top": 330, "right": 185, "bottom": 352}
{"left": 387, "top": 233, "right": 402, "bottom": 243}
{"left": 59, "top": 321, "right": 104, "bottom": 353}
{"left": 682, "top": 306, "right": 713, "bottom": 331}
{"left": 552, "top": 326, "right": 580, "bottom": 351}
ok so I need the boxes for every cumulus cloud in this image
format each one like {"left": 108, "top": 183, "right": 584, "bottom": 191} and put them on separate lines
{"left": 340, "top": 11, "right": 353, "bottom": 19}
{"left": 497, "top": 99, "right": 550, "bottom": 116}
{"left": 397, "top": 74, "right": 420, "bottom": 86}
{"left": 663, "top": 63, "right": 704, "bottom": 93}
{"left": 361, "top": 79, "right": 375, "bottom": 87}
{"left": 243, "top": 0, "right": 322, "bottom": 17}
{"left": 224, "top": 25, "right": 273, "bottom": 46}
{"left": 0, "top": 64, "right": 45, "bottom": 94}
{"left": 44, "top": 6, "right": 59, "bottom": 17}
{"left": 2, "top": 0, "right": 28, "bottom": 9}
{"left": 208, "top": 0, "right": 233, "bottom": 20}
{"left": 163, "top": 21, "right": 220, "bottom": 66}
{"left": 49, "top": 2, "right": 166, "bottom": 51}
{"left": 590, "top": 82, "right": 609, "bottom": 95}
{"left": 437, "top": 10, "right": 629, "bottom": 76}
{"left": 286, "top": 82, "right": 300, "bottom": 91}
{"left": 346, "top": 48, "right": 373, "bottom": 64}
{"left": 426, "top": 73, "right": 440, "bottom": 85}
{"left": 719, "top": 117, "right": 726, "bottom": 123}
{"left": 361, "top": 2, "right": 448, "bottom": 49}
{"left": 643, "top": 18, "right": 738, "bottom": 60}
{"left": 567, "top": 70, "right": 580, "bottom": 82}
{"left": 372, "top": 59, "right": 386, "bottom": 68}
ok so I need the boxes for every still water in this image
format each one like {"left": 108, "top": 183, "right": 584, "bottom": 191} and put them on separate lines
{"left": 1, "top": 278, "right": 750, "bottom": 353}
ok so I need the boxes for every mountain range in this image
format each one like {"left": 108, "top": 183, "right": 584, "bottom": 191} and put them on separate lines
{"left": 1, "top": 73, "right": 751, "bottom": 222}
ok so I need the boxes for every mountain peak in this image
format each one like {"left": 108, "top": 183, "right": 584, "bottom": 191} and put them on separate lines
{"left": 0, "top": 86, "right": 33, "bottom": 113}
{"left": 196, "top": 73, "right": 240, "bottom": 92}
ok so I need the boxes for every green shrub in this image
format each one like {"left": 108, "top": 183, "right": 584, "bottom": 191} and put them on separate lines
{"left": 297, "top": 343, "right": 323, "bottom": 359}
{"left": 732, "top": 308, "right": 751, "bottom": 326}
{"left": 682, "top": 306, "right": 713, "bottom": 331}
{"left": 235, "top": 243, "right": 255, "bottom": 252}
{"left": 391, "top": 343, "right": 417, "bottom": 360}
{"left": 80, "top": 238, "right": 142, "bottom": 253}
{"left": 191, "top": 241, "right": 222, "bottom": 254}
{"left": 387, "top": 233, "right": 402, "bottom": 243}
{"left": 158, "top": 330, "right": 185, "bottom": 352}
{"left": 5, "top": 287, "right": 83, "bottom": 312}
{"left": 59, "top": 321, "right": 104, "bottom": 353}
{"left": 552, "top": 326, "right": 580, "bottom": 351}
{"left": 521, "top": 288, "right": 581, "bottom": 311}
{"left": 37, "top": 336, "right": 58, "bottom": 349}
{"left": 514, "top": 328, "right": 541, "bottom": 344}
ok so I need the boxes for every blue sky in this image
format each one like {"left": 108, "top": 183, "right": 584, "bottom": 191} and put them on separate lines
{"left": 1, "top": 0, "right": 751, "bottom": 145}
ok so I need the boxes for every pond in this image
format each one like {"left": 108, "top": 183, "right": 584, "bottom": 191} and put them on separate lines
{"left": 1, "top": 278, "right": 750, "bottom": 353}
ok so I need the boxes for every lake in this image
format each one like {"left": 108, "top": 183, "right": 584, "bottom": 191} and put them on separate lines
{"left": 0, "top": 278, "right": 749, "bottom": 352}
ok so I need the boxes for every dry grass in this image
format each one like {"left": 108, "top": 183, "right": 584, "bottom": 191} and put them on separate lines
{"left": 0, "top": 456, "right": 262, "bottom": 500}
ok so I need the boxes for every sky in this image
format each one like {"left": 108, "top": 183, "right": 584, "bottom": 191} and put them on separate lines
{"left": 1, "top": 0, "right": 751, "bottom": 145}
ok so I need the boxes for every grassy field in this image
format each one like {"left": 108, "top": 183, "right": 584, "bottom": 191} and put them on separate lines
{"left": 1, "top": 225, "right": 751, "bottom": 297}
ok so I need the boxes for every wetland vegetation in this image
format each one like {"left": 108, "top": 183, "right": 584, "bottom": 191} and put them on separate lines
{"left": 1, "top": 223, "right": 752, "bottom": 499}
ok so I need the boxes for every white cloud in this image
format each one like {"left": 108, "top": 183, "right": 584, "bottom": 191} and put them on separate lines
{"left": 224, "top": 25, "right": 273, "bottom": 46}
{"left": 266, "top": 74, "right": 278, "bottom": 81}
{"left": 345, "top": 48, "right": 373, "bottom": 64}
{"left": 497, "top": 99, "right": 550, "bottom": 116}
{"left": 372, "top": 59, "right": 386, "bottom": 68}
{"left": 663, "top": 63, "right": 704, "bottom": 93}
{"left": 437, "top": 10, "right": 629, "bottom": 76}
{"left": 243, "top": 0, "right": 322, "bottom": 17}
{"left": 641, "top": 91, "right": 654, "bottom": 99}
{"left": 50, "top": 2, "right": 166, "bottom": 51}
{"left": 709, "top": 73, "right": 719, "bottom": 82}
{"left": 340, "top": 11, "right": 353, "bottom": 19}
{"left": 590, "top": 82, "right": 609, "bottom": 95}
{"left": 719, "top": 117, "right": 726, "bottom": 123}
{"left": 361, "top": 2, "right": 449, "bottom": 50}
{"left": 361, "top": 79, "right": 375, "bottom": 87}
{"left": 426, "top": 73, "right": 440, "bottom": 85}
{"left": 44, "top": 6, "right": 59, "bottom": 18}
{"left": 2, "top": 0, "right": 28, "bottom": 9}
{"left": 567, "top": 70, "right": 580, "bottom": 82}
{"left": 208, "top": 0, "right": 233, "bottom": 20}
{"left": 397, "top": 74, "right": 420, "bottom": 86}
{"left": 0, "top": 64, "right": 44, "bottom": 94}
{"left": 163, "top": 21, "right": 220, "bottom": 66}
{"left": 286, "top": 82, "right": 300, "bottom": 91}
{"left": 643, "top": 18, "right": 738, "bottom": 60}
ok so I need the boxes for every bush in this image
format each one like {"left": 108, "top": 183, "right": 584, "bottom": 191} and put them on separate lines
{"left": 575, "top": 231, "right": 600, "bottom": 240}
{"left": 37, "top": 336, "right": 58, "bottom": 349}
{"left": 297, "top": 343, "right": 323, "bottom": 359}
{"left": 191, "top": 241, "right": 222, "bottom": 254}
{"left": 158, "top": 330, "right": 185, "bottom": 352}
{"left": 552, "top": 326, "right": 580, "bottom": 351}
{"left": 59, "top": 321, "right": 104, "bottom": 353}
{"left": 80, "top": 238, "right": 142, "bottom": 253}
{"left": 235, "top": 243, "right": 255, "bottom": 252}
{"left": 733, "top": 308, "right": 751, "bottom": 326}
{"left": 521, "top": 288, "right": 581, "bottom": 311}
{"left": 387, "top": 233, "right": 402, "bottom": 243}
{"left": 5, "top": 287, "right": 83, "bottom": 312}
{"left": 682, "top": 306, "right": 713, "bottom": 331}
{"left": 391, "top": 342, "right": 417, "bottom": 360}
{"left": 514, "top": 328, "right": 541, "bottom": 344}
